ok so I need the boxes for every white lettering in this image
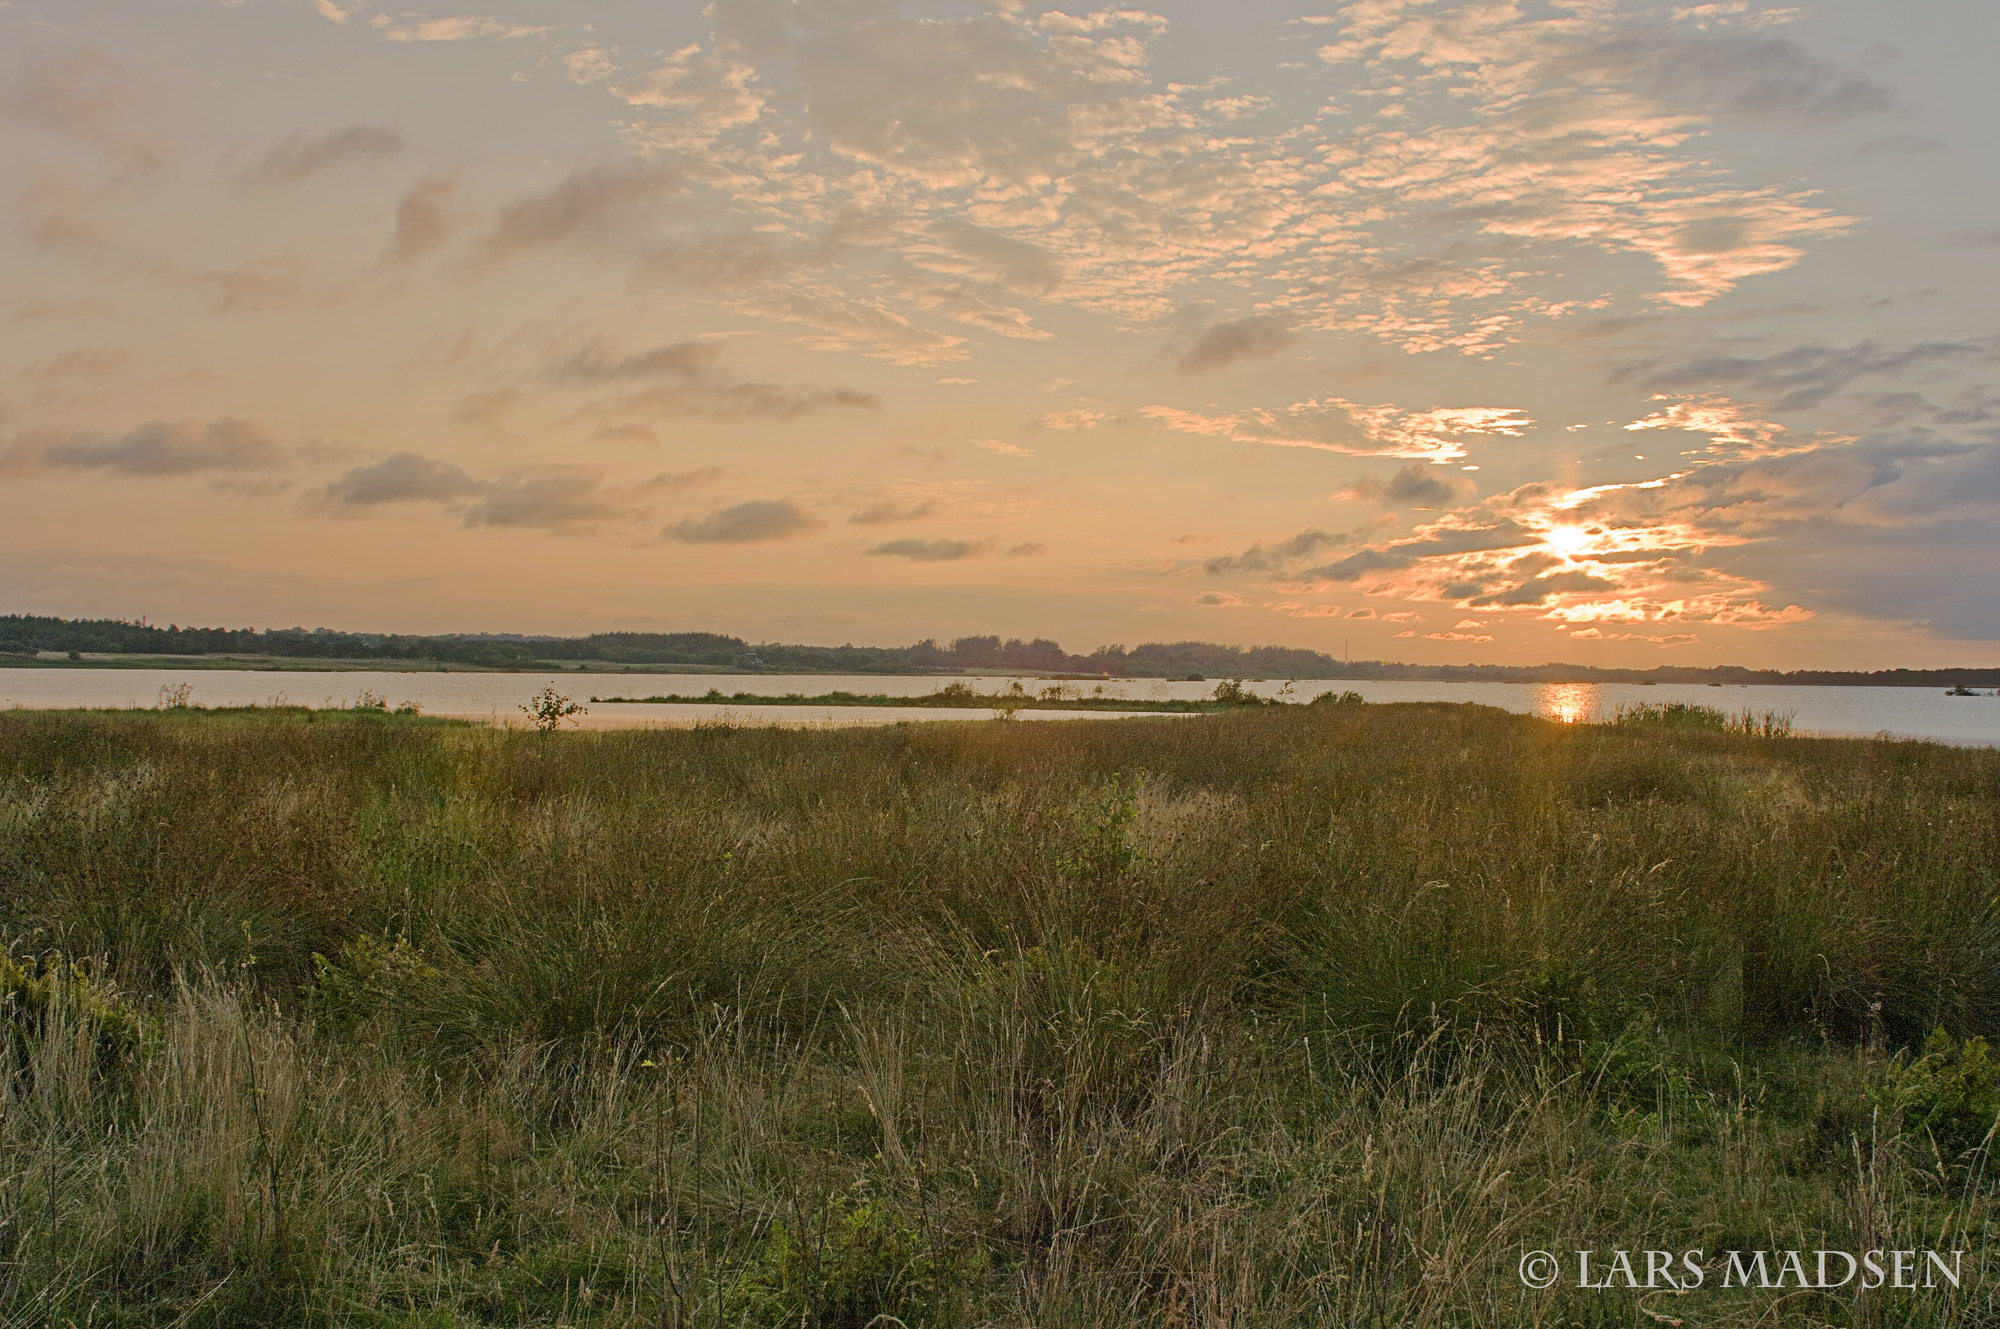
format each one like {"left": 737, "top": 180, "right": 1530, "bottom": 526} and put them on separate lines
{"left": 1924, "top": 1251, "right": 1962, "bottom": 1289}
{"left": 1862, "top": 1250, "right": 1886, "bottom": 1289}
{"left": 1775, "top": 1251, "right": 1810, "bottom": 1288}
{"left": 1680, "top": 1251, "right": 1705, "bottom": 1289}
{"left": 1644, "top": 1251, "right": 1678, "bottom": 1288}
{"left": 1893, "top": 1251, "right": 1916, "bottom": 1289}
{"left": 1724, "top": 1251, "right": 1770, "bottom": 1288}
{"left": 1604, "top": 1250, "right": 1638, "bottom": 1288}
{"left": 1817, "top": 1250, "right": 1856, "bottom": 1288}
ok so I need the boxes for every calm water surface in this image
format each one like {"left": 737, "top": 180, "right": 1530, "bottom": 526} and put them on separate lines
{"left": 3, "top": 668, "right": 1998, "bottom": 745}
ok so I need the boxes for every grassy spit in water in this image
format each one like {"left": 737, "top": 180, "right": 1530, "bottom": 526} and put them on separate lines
{"left": 587, "top": 679, "right": 1364, "bottom": 713}
{"left": 1, "top": 701, "right": 1997, "bottom": 1326}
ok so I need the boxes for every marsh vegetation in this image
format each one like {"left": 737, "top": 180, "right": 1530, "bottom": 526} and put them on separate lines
{"left": 1, "top": 702, "right": 1996, "bottom": 1325}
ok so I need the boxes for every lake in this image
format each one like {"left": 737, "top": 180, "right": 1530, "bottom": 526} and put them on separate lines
{"left": 3, "top": 667, "right": 1998, "bottom": 745}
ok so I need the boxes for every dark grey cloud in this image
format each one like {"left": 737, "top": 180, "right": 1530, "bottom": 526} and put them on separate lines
{"left": 1841, "top": 133, "right": 1942, "bottom": 161}
{"left": 1004, "top": 541, "right": 1047, "bottom": 556}
{"left": 1177, "top": 316, "right": 1296, "bottom": 374}
{"left": 928, "top": 218, "right": 1064, "bottom": 293}
{"left": 1617, "top": 336, "right": 2000, "bottom": 412}
{"left": 866, "top": 537, "right": 982, "bottom": 561}
{"left": 639, "top": 466, "right": 725, "bottom": 490}
{"left": 1204, "top": 528, "right": 1345, "bottom": 575}
{"left": 664, "top": 499, "right": 821, "bottom": 543}
{"left": 322, "top": 451, "right": 478, "bottom": 507}
{"left": 1562, "top": 24, "right": 1898, "bottom": 127}
{"left": 547, "top": 338, "right": 880, "bottom": 419}
{"left": 850, "top": 498, "right": 940, "bottom": 525}
{"left": 240, "top": 126, "right": 405, "bottom": 186}
{"left": 470, "top": 160, "right": 687, "bottom": 270}
{"left": 1939, "top": 227, "right": 2000, "bottom": 247}
{"left": 1391, "top": 521, "right": 1542, "bottom": 560}
{"left": 461, "top": 468, "right": 632, "bottom": 531}
{"left": 383, "top": 172, "right": 465, "bottom": 266}
{"left": 1470, "top": 570, "right": 1618, "bottom": 608}
{"left": 7, "top": 45, "right": 163, "bottom": 171}
{"left": 451, "top": 388, "right": 521, "bottom": 426}
{"left": 548, "top": 340, "right": 721, "bottom": 384}
{"left": 1298, "top": 548, "right": 1416, "bottom": 583}
{"left": 1, "top": 417, "right": 282, "bottom": 477}
{"left": 1345, "top": 463, "right": 1467, "bottom": 508}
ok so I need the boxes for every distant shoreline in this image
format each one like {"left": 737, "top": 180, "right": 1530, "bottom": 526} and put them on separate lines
{"left": 7, "top": 652, "right": 2000, "bottom": 690}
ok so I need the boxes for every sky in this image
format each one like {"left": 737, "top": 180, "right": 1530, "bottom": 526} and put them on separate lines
{"left": 2, "top": 0, "right": 1997, "bottom": 668}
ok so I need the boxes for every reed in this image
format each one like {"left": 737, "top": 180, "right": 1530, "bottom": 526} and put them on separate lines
{"left": 1, "top": 702, "right": 1995, "bottom": 1325}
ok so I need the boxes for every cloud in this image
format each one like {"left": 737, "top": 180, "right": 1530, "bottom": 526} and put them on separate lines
{"left": 321, "top": 451, "right": 479, "bottom": 506}
{"left": 549, "top": 338, "right": 880, "bottom": 419}
{"left": 974, "top": 438, "right": 1034, "bottom": 457}
{"left": 451, "top": 387, "right": 522, "bottom": 426}
{"left": 865, "top": 538, "right": 987, "bottom": 561}
{"left": 1621, "top": 337, "right": 2000, "bottom": 412}
{"left": 1004, "top": 541, "right": 1047, "bottom": 556}
{"left": 1297, "top": 548, "right": 1417, "bottom": 584}
{"left": 239, "top": 125, "right": 405, "bottom": 186}
{"left": 6, "top": 45, "right": 164, "bottom": 172}
{"left": 1149, "top": 398, "right": 1531, "bottom": 462}
{"left": 1341, "top": 463, "right": 1472, "bottom": 507}
{"left": 1193, "top": 591, "right": 1241, "bottom": 606}
{"left": 663, "top": 499, "right": 821, "bottom": 543}
{"left": 1176, "top": 315, "right": 1296, "bottom": 374}
{"left": 370, "top": 13, "right": 548, "bottom": 43}
{"left": 383, "top": 172, "right": 468, "bottom": 266}
{"left": 1554, "top": 23, "right": 1898, "bottom": 128}
{"left": 640, "top": 466, "right": 725, "bottom": 490}
{"left": 22, "top": 345, "right": 135, "bottom": 387}
{"left": 850, "top": 498, "right": 941, "bottom": 526}
{"left": 469, "top": 160, "right": 687, "bottom": 270}
{"left": 197, "top": 254, "right": 341, "bottom": 314}
{"left": 1204, "top": 529, "right": 1346, "bottom": 576}
{"left": 1, "top": 418, "right": 283, "bottom": 477}
{"left": 460, "top": 467, "right": 633, "bottom": 531}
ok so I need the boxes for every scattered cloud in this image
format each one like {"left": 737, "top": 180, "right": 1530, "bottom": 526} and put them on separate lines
{"left": 1149, "top": 398, "right": 1531, "bottom": 462}
{"left": 1, "top": 417, "right": 283, "bottom": 477}
{"left": 549, "top": 338, "right": 879, "bottom": 419}
{"left": 1176, "top": 315, "right": 1296, "bottom": 374}
{"left": 239, "top": 125, "right": 405, "bottom": 186}
{"left": 1340, "top": 462, "right": 1473, "bottom": 508}
{"left": 664, "top": 499, "right": 821, "bottom": 543}
{"left": 468, "top": 160, "right": 687, "bottom": 271}
{"left": 320, "top": 451, "right": 479, "bottom": 506}
{"left": 460, "top": 467, "right": 633, "bottom": 531}
{"left": 451, "top": 387, "right": 521, "bottom": 426}
{"left": 6, "top": 45, "right": 165, "bottom": 172}
{"left": 865, "top": 537, "right": 987, "bottom": 561}
{"left": 369, "top": 13, "right": 549, "bottom": 43}
{"left": 383, "top": 172, "right": 468, "bottom": 266}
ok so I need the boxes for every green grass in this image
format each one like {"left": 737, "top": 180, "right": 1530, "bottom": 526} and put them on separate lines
{"left": 2, "top": 702, "right": 1997, "bottom": 1325}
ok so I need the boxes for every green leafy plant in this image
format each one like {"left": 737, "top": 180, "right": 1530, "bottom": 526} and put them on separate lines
{"left": 1879, "top": 1028, "right": 2000, "bottom": 1159}
{"left": 1, "top": 950, "right": 152, "bottom": 1074}
{"left": 1312, "top": 689, "right": 1365, "bottom": 706}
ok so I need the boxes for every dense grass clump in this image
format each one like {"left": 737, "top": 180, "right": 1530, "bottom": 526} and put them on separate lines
{"left": 1, "top": 701, "right": 1998, "bottom": 1325}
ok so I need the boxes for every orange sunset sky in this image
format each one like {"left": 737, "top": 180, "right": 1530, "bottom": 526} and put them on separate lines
{"left": 3, "top": 0, "right": 1998, "bottom": 668}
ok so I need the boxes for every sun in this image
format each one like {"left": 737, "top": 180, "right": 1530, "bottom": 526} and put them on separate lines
{"left": 1541, "top": 525, "right": 1594, "bottom": 559}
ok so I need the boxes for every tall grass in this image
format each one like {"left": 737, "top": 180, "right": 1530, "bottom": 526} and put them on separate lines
{"left": 1, "top": 702, "right": 1996, "bottom": 1325}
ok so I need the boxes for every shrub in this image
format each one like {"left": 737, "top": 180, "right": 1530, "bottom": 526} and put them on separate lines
{"left": 1878, "top": 1028, "right": 2000, "bottom": 1160}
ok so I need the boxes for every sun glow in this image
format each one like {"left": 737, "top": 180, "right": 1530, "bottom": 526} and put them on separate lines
{"left": 1540, "top": 525, "right": 1594, "bottom": 558}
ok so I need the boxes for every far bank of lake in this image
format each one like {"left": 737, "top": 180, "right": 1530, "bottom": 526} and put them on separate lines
{"left": 5, "top": 667, "right": 2000, "bottom": 745}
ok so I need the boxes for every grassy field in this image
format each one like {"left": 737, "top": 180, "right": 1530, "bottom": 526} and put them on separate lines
{"left": 1, "top": 701, "right": 1997, "bottom": 1327}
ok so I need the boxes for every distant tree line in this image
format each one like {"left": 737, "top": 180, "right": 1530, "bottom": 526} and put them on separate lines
{"left": 3, "top": 614, "right": 1998, "bottom": 687}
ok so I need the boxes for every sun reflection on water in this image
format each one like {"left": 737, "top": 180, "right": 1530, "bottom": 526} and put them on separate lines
{"left": 1538, "top": 682, "right": 1600, "bottom": 725}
